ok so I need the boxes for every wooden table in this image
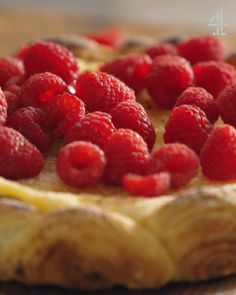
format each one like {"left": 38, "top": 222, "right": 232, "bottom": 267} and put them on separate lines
{"left": 1, "top": 8, "right": 236, "bottom": 294}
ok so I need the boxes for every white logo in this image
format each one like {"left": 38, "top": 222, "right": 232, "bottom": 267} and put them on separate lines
{"left": 208, "top": 8, "right": 228, "bottom": 36}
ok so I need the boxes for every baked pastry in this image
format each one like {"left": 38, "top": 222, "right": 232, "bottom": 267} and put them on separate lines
{"left": 0, "top": 32, "right": 236, "bottom": 291}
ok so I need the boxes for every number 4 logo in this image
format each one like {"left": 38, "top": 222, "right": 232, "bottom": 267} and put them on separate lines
{"left": 208, "top": 8, "right": 228, "bottom": 36}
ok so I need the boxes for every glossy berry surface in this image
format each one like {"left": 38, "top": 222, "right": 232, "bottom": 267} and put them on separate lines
{"left": 100, "top": 53, "right": 152, "bottom": 93}
{"left": 23, "top": 41, "right": 79, "bottom": 83}
{"left": 3, "top": 91, "right": 19, "bottom": 115}
{"left": 110, "top": 100, "right": 156, "bottom": 150}
{"left": 216, "top": 83, "right": 236, "bottom": 127}
{"left": 193, "top": 61, "right": 236, "bottom": 98}
{"left": 0, "top": 126, "right": 43, "bottom": 179}
{"left": 177, "top": 35, "right": 225, "bottom": 64}
{"left": 20, "top": 72, "right": 67, "bottom": 108}
{"left": 164, "top": 105, "right": 213, "bottom": 154}
{"left": 47, "top": 92, "right": 86, "bottom": 137}
{"left": 122, "top": 172, "right": 170, "bottom": 197}
{"left": 56, "top": 141, "right": 106, "bottom": 187}
{"left": 200, "top": 124, "right": 236, "bottom": 180}
{"left": 0, "top": 89, "right": 7, "bottom": 126}
{"left": 0, "top": 57, "right": 24, "bottom": 88}
{"left": 105, "top": 129, "right": 149, "bottom": 184}
{"left": 148, "top": 143, "right": 199, "bottom": 187}
{"left": 147, "top": 55, "right": 194, "bottom": 108}
{"left": 75, "top": 71, "right": 136, "bottom": 113}
{"left": 8, "top": 106, "right": 53, "bottom": 153}
{"left": 65, "top": 111, "right": 116, "bottom": 149}
{"left": 145, "top": 43, "right": 177, "bottom": 59}
{"left": 175, "top": 87, "right": 218, "bottom": 124}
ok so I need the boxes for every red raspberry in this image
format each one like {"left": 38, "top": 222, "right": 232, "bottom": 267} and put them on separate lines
{"left": 122, "top": 172, "right": 170, "bottom": 197}
{"left": 75, "top": 71, "right": 135, "bottom": 112}
{"left": 175, "top": 87, "right": 218, "bottom": 123}
{"left": 85, "top": 27, "right": 122, "bottom": 47}
{"left": 65, "top": 112, "right": 116, "bottom": 149}
{"left": 164, "top": 105, "right": 213, "bottom": 154}
{"left": 4, "top": 85, "right": 20, "bottom": 97}
{"left": 0, "top": 126, "right": 43, "bottom": 179}
{"left": 56, "top": 141, "right": 106, "bottom": 187}
{"left": 177, "top": 35, "right": 225, "bottom": 64}
{"left": 0, "top": 89, "right": 7, "bottom": 126}
{"left": 200, "top": 124, "right": 236, "bottom": 180}
{"left": 110, "top": 101, "right": 156, "bottom": 150}
{"left": 0, "top": 57, "right": 24, "bottom": 88}
{"left": 100, "top": 53, "right": 152, "bottom": 93}
{"left": 4, "top": 75, "right": 25, "bottom": 88}
{"left": 193, "top": 61, "right": 236, "bottom": 98}
{"left": 105, "top": 129, "right": 149, "bottom": 184}
{"left": 16, "top": 44, "right": 30, "bottom": 60}
{"left": 145, "top": 43, "right": 177, "bottom": 59}
{"left": 23, "top": 41, "right": 79, "bottom": 83}
{"left": 216, "top": 83, "right": 236, "bottom": 127}
{"left": 148, "top": 143, "right": 199, "bottom": 188}
{"left": 8, "top": 106, "right": 53, "bottom": 153}
{"left": 3, "top": 91, "right": 19, "bottom": 115}
{"left": 20, "top": 72, "right": 67, "bottom": 108}
{"left": 46, "top": 92, "right": 85, "bottom": 137}
{"left": 147, "top": 55, "right": 193, "bottom": 109}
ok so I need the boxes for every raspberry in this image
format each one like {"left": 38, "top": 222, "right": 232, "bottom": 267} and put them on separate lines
{"left": 85, "top": 27, "right": 122, "bottom": 47}
{"left": 175, "top": 87, "right": 218, "bottom": 123}
{"left": 148, "top": 143, "right": 199, "bottom": 188}
{"left": 110, "top": 101, "right": 156, "bottom": 150}
{"left": 0, "top": 57, "right": 24, "bottom": 88}
{"left": 65, "top": 112, "right": 116, "bottom": 149}
{"left": 3, "top": 91, "right": 19, "bottom": 115}
{"left": 4, "top": 75, "right": 25, "bottom": 88}
{"left": 122, "top": 172, "right": 170, "bottom": 197}
{"left": 216, "top": 83, "right": 236, "bottom": 127}
{"left": 75, "top": 71, "right": 135, "bottom": 112}
{"left": 23, "top": 41, "right": 79, "bottom": 83}
{"left": 105, "top": 129, "right": 149, "bottom": 184}
{"left": 4, "top": 85, "right": 20, "bottom": 96}
{"left": 193, "top": 61, "right": 236, "bottom": 98}
{"left": 0, "top": 126, "right": 43, "bottom": 179}
{"left": 145, "top": 43, "right": 177, "bottom": 59}
{"left": 200, "top": 124, "right": 236, "bottom": 180}
{"left": 177, "top": 35, "right": 225, "bottom": 64}
{"left": 46, "top": 92, "right": 85, "bottom": 137}
{"left": 0, "top": 89, "right": 7, "bottom": 125}
{"left": 8, "top": 106, "right": 53, "bottom": 153}
{"left": 100, "top": 53, "right": 152, "bottom": 93}
{"left": 20, "top": 72, "right": 67, "bottom": 108}
{"left": 164, "top": 105, "right": 213, "bottom": 154}
{"left": 16, "top": 44, "right": 29, "bottom": 60}
{"left": 56, "top": 141, "right": 106, "bottom": 187}
{"left": 146, "top": 55, "right": 193, "bottom": 109}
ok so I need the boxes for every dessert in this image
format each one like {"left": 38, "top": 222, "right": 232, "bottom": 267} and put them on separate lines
{"left": 0, "top": 32, "right": 235, "bottom": 290}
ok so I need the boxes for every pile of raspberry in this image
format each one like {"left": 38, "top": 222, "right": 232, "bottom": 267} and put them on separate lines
{"left": 1, "top": 33, "right": 236, "bottom": 197}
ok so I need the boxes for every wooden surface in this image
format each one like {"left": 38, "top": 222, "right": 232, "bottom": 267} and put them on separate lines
{"left": 1, "top": 8, "right": 236, "bottom": 294}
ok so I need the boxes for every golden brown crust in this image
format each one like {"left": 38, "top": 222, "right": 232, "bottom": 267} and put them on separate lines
{"left": 1, "top": 183, "right": 236, "bottom": 288}
{"left": 0, "top": 198, "right": 174, "bottom": 289}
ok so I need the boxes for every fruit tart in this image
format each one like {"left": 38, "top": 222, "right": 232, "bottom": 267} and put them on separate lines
{"left": 0, "top": 31, "right": 236, "bottom": 290}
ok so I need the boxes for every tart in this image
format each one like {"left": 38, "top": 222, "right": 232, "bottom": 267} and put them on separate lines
{"left": 0, "top": 32, "right": 236, "bottom": 290}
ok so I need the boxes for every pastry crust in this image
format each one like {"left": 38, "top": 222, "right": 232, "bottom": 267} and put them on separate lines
{"left": 1, "top": 181, "right": 236, "bottom": 289}
{"left": 0, "top": 36, "right": 236, "bottom": 289}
